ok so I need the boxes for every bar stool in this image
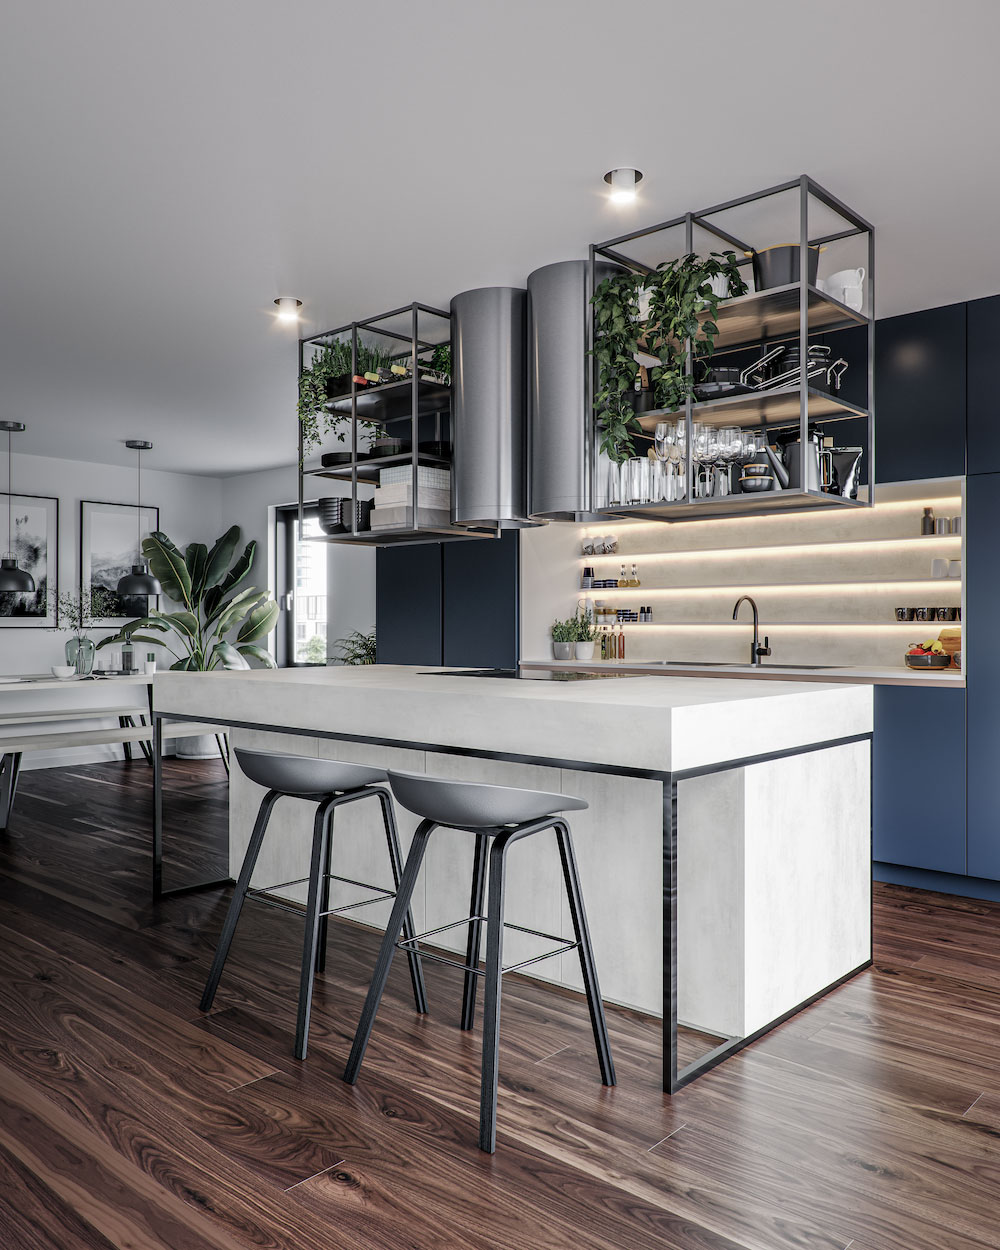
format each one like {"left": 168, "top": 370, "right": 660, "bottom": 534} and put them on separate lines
{"left": 199, "top": 747, "right": 427, "bottom": 1058}
{"left": 343, "top": 769, "right": 615, "bottom": 1153}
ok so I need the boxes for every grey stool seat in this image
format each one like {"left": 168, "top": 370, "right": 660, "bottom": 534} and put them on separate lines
{"left": 344, "top": 768, "right": 615, "bottom": 1153}
{"left": 235, "top": 747, "right": 386, "bottom": 796}
{"left": 200, "top": 748, "right": 427, "bottom": 1059}
{"left": 387, "top": 769, "right": 588, "bottom": 829}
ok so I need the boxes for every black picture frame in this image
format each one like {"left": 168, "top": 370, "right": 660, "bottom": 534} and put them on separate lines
{"left": 0, "top": 492, "right": 59, "bottom": 628}
{"left": 79, "top": 499, "right": 160, "bottom": 623}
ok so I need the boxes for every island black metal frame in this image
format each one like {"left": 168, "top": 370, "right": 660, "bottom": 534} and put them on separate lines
{"left": 152, "top": 709, "right": 873, "bottom": 1092}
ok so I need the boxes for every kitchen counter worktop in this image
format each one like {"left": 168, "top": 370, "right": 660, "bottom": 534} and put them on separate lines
{"left": 519, "top": 658, "right": 965, "bottom": 688}
{"left": 153, "top": 664, "right": 872, "bottom": 773}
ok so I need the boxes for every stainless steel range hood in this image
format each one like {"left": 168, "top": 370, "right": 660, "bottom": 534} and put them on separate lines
{"left": 450, "top": 286, "right": 538, "bottom": 529}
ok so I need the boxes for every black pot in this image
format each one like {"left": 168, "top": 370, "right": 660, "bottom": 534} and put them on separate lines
{"left": 320, "top": 451, "right": 354, "bottom": 468}
{"left": 693, "top": 364, "right": 753, "bottom": 401}
{"left": 318, "top": 498, "right": 346, "bottom": 535}
{"left": 752, "top": 245, "right": 821, "bottom": 291}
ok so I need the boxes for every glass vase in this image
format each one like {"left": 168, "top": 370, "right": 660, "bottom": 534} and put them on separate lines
{"left": 74, "top": 636, "right": 96, "bottom": 676}
{"left": 64, "top": 637, "right": 80, "bottom": 667}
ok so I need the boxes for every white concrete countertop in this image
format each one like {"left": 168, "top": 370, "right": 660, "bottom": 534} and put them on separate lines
{"left": 519, "top": 658, "right": 965, "bottom": 688}
{"left": 0, "top": 673, "right": 152, "bottom": 693}
{"left": 153, "top": 665, "right": 873, "bottom": 774}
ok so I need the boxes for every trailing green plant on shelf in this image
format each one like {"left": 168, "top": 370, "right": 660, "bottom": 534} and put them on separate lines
{"left": 96, "top": 527, "right": 279, "bottom": 671}
{"left": 550, "top": 617, "right": 578, "bottom": 644}
{"left": 331, "top": 626, "right": 377, "bottom": 665}
{"left": 591, "top": 251, "right": 747, "bottom": 464}
{"left": 298, "top": 339, "right": 393, "bottom": 457}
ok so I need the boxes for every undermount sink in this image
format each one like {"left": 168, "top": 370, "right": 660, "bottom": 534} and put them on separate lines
{"left": 644, "top": 660, "right": 844, "bottom": 671}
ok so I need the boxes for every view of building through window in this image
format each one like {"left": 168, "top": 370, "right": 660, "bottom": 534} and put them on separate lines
{"left": 293, "top": 513, "right": 327, "bottom": 663}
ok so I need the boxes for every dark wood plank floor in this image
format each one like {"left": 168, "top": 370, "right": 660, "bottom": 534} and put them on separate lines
{"left": 2, "top": 759, "right": 1000, "bottom": 1249}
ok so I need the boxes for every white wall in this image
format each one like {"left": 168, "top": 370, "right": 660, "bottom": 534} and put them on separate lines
{"left": 219, "top": 463, "right": 376, "bottom": 662}
{"left": 1, "top": 450, "right": 223, "bottom": 676}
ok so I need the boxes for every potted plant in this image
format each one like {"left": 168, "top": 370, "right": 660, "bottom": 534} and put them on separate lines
{"left": 574, "top": 612, "right": 598, "bottom": 660}
{"left": 591, "top": 252, "right": 747, "bottom": 464}
{"left": 331, "top": 627, "right": 377, "bottom": 665}
{"left": 51, "top": 586, "right": 118, "bottom": 674}
{"left": 98, "top": 526, "right": 279, "bottom": 756}
{"left": 550, "top": 617, "right": 577, "bottom": 660}
{"left": 298, "top": 340, "right": 393, "bottom": 457}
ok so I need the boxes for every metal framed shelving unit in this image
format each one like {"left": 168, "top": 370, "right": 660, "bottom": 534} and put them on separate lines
{"left": 298, "top": 302, "right": 496, "bottom": 545}
{"left": 589, "top": 174, "right": 875, "bottom": 523}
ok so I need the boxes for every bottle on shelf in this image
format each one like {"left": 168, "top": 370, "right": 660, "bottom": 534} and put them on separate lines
{"left": 581, "top": 565, "right": 594, "bottom": 590}
{"left": 618, "top": 625, "right": 626, "bottom": 660}
{"left": 390, "top": 363, "right": 410, "bottom": 379}
{"left": 629, "top": 563, "right": 641, "bottom": 587}
{"left": 618, "top": 563, "right": 628, "bottom": 589}
{"left": 921, "top": 507, "right": 935, "bottom": 536}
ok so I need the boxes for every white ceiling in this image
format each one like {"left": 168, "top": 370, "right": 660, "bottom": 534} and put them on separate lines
{"left": 1, "top": 0, "right": 997, "bottom": 477}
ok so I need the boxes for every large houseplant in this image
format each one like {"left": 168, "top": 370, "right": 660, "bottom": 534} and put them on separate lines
{"left": 97, "top": 526, "right": 279, "bottom": 671}
{"left": 591, "top": 251, "right": 747, "bottom": 463}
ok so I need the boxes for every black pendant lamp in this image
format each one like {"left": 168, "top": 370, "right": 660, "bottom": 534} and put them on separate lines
{"left": 116, "top": 439, "right": 161, "bottom": 597}
{"left": 0, "top": 420, "right": 35, "bottom": 594}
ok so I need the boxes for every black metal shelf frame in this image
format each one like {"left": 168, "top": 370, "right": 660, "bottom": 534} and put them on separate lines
{"left": 297, "top": 303, "right": 496, "bottom": 546}
{"left": 588, "top": 174, "right": 875, "bottom": 522}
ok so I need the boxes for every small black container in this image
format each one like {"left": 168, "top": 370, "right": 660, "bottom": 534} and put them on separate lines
{"left": 318, "top": 498, "right": 346, "bottom": 535}
{"left": 752, "top": 245, "right": 821, "bottom": 291}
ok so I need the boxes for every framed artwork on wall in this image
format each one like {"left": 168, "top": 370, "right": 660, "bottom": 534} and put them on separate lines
{"left": 80, "top": 499, "right": 160, "bottom": 622}
{"left": 0, "top": 493, "right": 58, "bottom": 628}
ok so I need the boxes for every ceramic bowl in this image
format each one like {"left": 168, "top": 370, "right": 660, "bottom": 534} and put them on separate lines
{"left": 51, "top": 665, "right": 76, "bottom": 679}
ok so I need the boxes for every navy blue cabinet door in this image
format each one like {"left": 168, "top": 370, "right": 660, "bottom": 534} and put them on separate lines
{"left": 873, "top": 685, "right": 967, "bottom": 873}
{"left": 967, "top": 294, "right": 1000, "bottom": 476}
{"left": 443, "top": 531, "right": 519, "bottom": 669}
{"left": 874, "top": 304, "right": 966, "bottom": 482}
{"left": 966, "top": 473, "right": 1000, "bottom": 877}
{"left": 375, "top": 544, "right": 442, "bottom": 665}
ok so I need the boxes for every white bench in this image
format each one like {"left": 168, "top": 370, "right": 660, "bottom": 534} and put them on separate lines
{"left": 0, "top": 716, "right": 224, "bottom": 830}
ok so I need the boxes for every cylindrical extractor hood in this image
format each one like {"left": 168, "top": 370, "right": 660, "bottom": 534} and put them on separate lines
{"left": 527, "top": 258, "right": 621, "bottom": 519}
{"left": 450, "top": 286, "right": 537, "bottom": 529}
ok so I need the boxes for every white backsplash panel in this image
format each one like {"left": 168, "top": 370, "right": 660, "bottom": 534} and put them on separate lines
{"left": 520, "top": 478, "right": 965, "bottom": 670}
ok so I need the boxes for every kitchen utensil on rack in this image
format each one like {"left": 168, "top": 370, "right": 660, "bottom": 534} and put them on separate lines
{"left": 752, "top": 244, "right": 822, "bottom": 290}
{"left": 693, "top": 365, "right": 754, "bottom": 400}
{"left": 318, "top": 498, "right": 346, "bottom": 535}
{"left": 738, "top": 472, "right": 774, "bottom": 493}
{"left": 780, "top": 432, "right": 834, "bottom": 492}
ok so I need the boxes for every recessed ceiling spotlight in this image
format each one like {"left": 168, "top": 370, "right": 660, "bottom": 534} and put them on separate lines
{"left": 604, "top": 168, "right": 643, "bottom": 205}
{"left": 274, "top": 297, "right": 303, "bottom": 324}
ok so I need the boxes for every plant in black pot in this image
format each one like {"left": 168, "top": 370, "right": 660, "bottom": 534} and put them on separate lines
{"left": 298, "top": 340, "right": 393, "bottom": 458}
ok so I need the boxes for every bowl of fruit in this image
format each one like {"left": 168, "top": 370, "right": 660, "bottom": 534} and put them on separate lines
{"left": 905, "top": 639, "right": 952, "bottom": 669}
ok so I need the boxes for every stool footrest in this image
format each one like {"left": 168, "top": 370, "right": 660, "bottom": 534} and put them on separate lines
{"left": 396, "top": 914, "right": 579, "bottom": 977}
{"left": 246, "top": 870, "right": 396, "bottom": 919}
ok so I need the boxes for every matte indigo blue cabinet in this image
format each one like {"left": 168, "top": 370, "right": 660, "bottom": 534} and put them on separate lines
{"left": 375, "top": 544, "right": 442, "bottom": 665}
{"left": 873, "top": 685, "right": 967, "bottom": 874}
{"left": 965, "top": 472, "right": 1000, "bottom": 877}
{"left": 874, "top": 304, "right": 966, "bottom": 482}
{"left": 443, "top": 530, "right": 519, "bottom": 669}
{"left": 967, "top": 294, "right": 1000, "bottom": 475}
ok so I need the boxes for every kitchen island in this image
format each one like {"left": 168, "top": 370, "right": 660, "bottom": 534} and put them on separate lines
{"left": 153, "top": 665, "right": 873, "bottom": 1090}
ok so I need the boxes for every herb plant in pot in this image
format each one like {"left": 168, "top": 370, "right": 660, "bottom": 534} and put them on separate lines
{"left": 574, "top": 612, "right": 598, "bottom": 661}
{"left": 298, "top": 340, "right": 392, "bottom": 459}
{"left": 550, "top": 617, "right": 577, "bottom": 660}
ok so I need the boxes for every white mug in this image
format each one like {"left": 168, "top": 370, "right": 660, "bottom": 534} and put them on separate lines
{"left": 932, "top": 558, "right": 949, "bottom": 578}
{"left": 827, "top": 267, "right": 865, "bottom": 289}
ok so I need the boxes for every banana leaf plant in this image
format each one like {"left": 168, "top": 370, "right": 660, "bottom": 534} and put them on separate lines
{"left": 97, "top": 527, "right": 280, "bottom": 671}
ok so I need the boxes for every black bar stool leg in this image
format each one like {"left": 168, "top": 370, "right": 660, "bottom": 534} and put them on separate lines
{"left": 554, "top": 820, "right": 616, "bottom": 1087}
{"left": 343, "top": 819, "right": 435, "bottom": 1084}
{"left": 294, "top": 797, "right": 337, "bottom": 1060}
{"left": 480, "top": 830, "right": 514, "bottom": 1153}
{"left": 314, "top": 806, "right": 336, "bottom": 974}
{"left": 377, "top": 789, "right": 428, "bottom": 1015}
{"left": 200, "top": 789, "right": 280, "bottom": 1012}
{"left": 461, "top": 832, "right": 489, "bottom": 1030}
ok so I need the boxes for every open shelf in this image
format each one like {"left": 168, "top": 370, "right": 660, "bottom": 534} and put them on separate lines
{"left": 706, "top": 283, "right": 869, "bottom": 352}
{"left": 307, "top": 522, "right": 495, "bottom": 547}
{"left": 569, "top": 620, "right": 960, "bottom": 628}
{"left": 586, "top": 578, "right": 961, "bottom": 591}
{"left": 606, "top": 488, "right": 866, "bottom": 523}
{"left": 306, "top": 452, "right": 451, "bottom": 483}
{"left": 325, "top": 377, "right": 451, "bottom": 424}
{"left": 636, "top": 385, "right": 868, "bottom": 432}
